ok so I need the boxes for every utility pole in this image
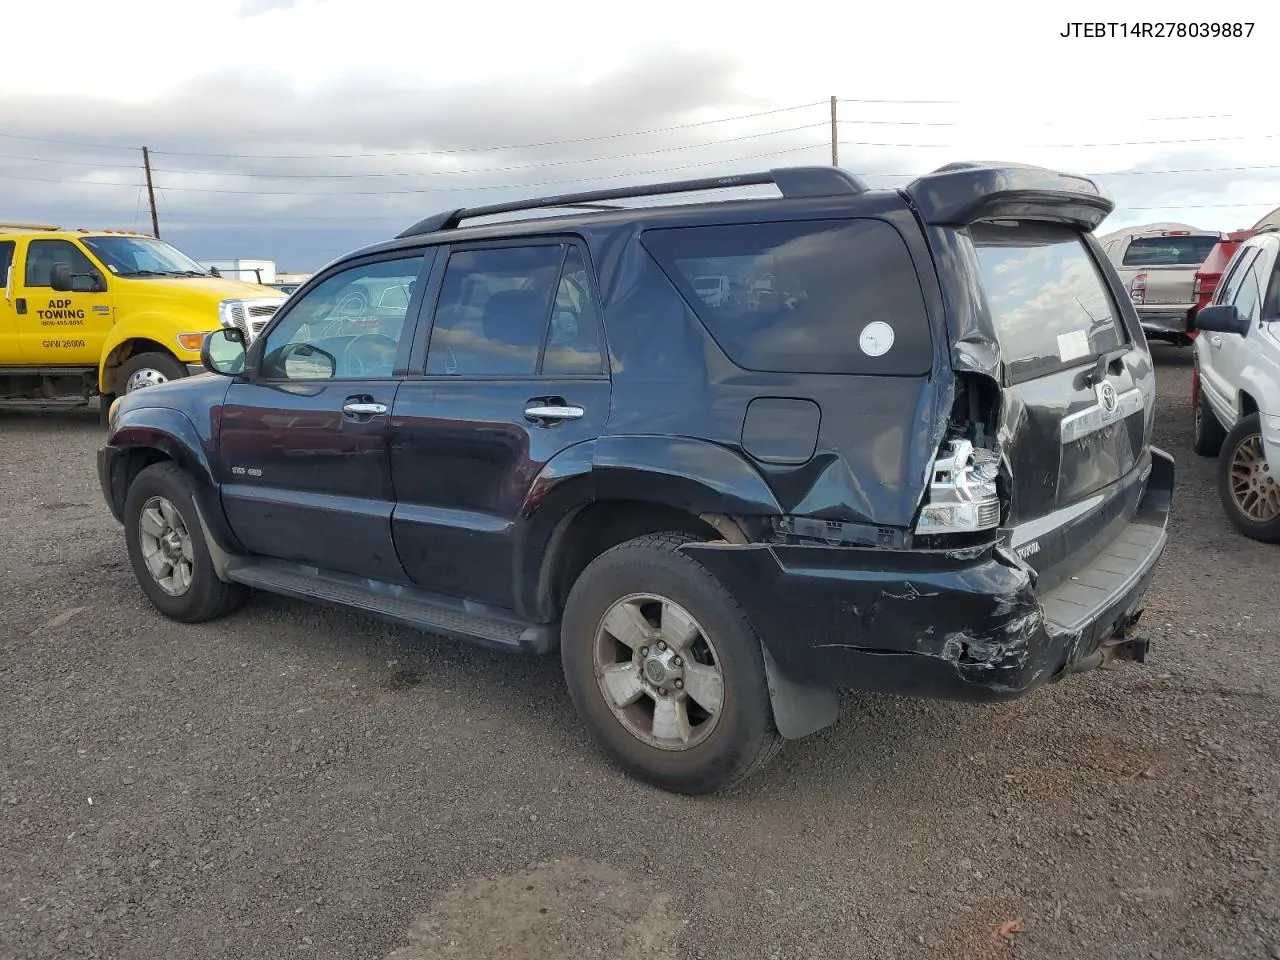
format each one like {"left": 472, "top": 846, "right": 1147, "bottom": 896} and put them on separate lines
{"left": 141, "top": 146, "right": 160, "bottom": 238}
{"left": 830, "top": 96, "right": 838, "bottom": 167}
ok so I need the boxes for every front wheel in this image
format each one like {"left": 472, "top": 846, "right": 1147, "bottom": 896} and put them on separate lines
{"left": 1217, "top": 413, "right": 1280, "bottom": 543}
{"left": 123, "top": 462, "right": 247, "bottom": 621}
{"left": 560, "top": 533, "right": 783, "bottom": 795}
{"left": 118, "top": 351, "right": 188, "bottom": 394}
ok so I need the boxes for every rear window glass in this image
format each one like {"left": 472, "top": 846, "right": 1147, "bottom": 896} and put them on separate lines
{"left": 970, "top": 222, "right": 1126, "bottom": 383}
{"left": 1121, "top": 235, "right": 1219, "bottom": 266}
{"left": 642, "top": 218, "right": 932, "bottom": 375}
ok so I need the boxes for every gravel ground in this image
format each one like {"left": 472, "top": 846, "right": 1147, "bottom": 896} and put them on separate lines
{"left": 2, "top": 346, "right": 1277, "bottom": 960}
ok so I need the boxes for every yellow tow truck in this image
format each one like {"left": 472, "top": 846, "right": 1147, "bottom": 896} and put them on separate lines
{"left": 0, "top": 223, "right": 286, "bottom": 419}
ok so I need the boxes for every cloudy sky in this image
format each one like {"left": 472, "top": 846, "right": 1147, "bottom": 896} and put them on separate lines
{"left": 1, "top": 0, "right": 1275, "bottom": 271}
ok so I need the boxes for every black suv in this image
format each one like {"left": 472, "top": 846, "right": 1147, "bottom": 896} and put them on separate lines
{"left": 98, "top": 163, "right": 1174, "bottom": 794}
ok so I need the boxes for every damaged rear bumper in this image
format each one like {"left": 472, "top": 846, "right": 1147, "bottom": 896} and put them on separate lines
{"left": 680, "top": 447, "right": 1174, "bottom": 703}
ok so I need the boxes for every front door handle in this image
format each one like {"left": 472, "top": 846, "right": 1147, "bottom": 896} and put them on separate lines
{"left": 343, "top": 400, "right": 388, "bottom": 416}
{"left": 524, "top": 403, "right": 584, "bottom": 422}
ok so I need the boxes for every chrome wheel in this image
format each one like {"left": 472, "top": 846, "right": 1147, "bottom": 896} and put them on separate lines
{"left": 137, "top": 495, "right": 195, "bottom": 596}
{"left": 126, "top": 367, "right": 169, "bottom": 392}
{"left": 1228, "top": 433, "right": 1280, "bottom": 522}
{"left": 593, "top": 593, "right": 724, "bottom": 751}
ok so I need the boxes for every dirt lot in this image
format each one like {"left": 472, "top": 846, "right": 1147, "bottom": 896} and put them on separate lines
{"left": 1, "top": 345, "right": 1277, "bottom": 960}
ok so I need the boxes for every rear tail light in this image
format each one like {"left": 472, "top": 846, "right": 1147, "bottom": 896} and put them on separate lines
{"left": 914, "top": 439, "right": 1001, "bottom": 535}
{"left": 1129, "top": 273, "right": 1147, "bottom": 305}
{"left": 1192, "top": 276, "right": 1202, "bottom": 298}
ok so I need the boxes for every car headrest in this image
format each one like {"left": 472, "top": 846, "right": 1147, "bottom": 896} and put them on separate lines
{"left": 481, "top": 288, "right": 548, "bottom": 348}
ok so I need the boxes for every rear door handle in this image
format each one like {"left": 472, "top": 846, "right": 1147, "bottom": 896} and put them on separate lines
{"left": 343, "top": 400, "right": 387, "bottom": 416}
{"left": 524, "top": 403, "right": 584, "bottom": 422}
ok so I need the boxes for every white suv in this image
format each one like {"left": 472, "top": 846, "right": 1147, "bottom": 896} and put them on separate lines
{"left": 1192, "top": 227, "right": 1280, "bottom": 541}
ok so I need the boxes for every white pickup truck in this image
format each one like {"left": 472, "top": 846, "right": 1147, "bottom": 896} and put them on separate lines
{"left": 1191, "top": 227, "right": 1280, "bottom": 541}
{"left": 1099, "top": 226, "right": 1224, "bottom": 345}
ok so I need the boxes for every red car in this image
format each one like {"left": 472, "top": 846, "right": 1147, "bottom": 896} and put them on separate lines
{"left": 1190, "top": 230, "right": 1256, "bottom": 338}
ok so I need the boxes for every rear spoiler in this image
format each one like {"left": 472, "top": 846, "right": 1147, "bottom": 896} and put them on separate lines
{"left": 903, "top": 161, "right": 1114, "bottom": 232}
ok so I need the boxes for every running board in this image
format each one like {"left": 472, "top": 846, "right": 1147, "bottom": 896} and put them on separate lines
{"left": 224, "top": 559, "right": 556, "bottom": 654}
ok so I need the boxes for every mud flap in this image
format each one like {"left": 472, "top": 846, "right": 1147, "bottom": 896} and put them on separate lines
{"left": 761, "top": 645, "right": 840, "bottom": 740}
{"left": 191, "top": 499, "right": 235, "bottom": 583}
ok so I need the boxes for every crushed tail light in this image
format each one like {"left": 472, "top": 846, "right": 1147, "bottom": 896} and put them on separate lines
{"left": 915, "top": 438, "right": 1002, "bottom": 534}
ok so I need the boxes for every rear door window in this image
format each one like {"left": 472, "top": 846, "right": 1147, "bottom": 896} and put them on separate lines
{"left": 1121, "top": 235, "right": 1219, "bottom": 267}
{"left": 642, "top": 218, "right": 932, "bottom": 376}
{"left": 970, "top": 221, "right": 1126, "bottom": 384}
{"left": 0, "top": 241, "right": 14, "bottom": 286}
{"left": 425, "top": 242, "right": 605, "bottom": 377}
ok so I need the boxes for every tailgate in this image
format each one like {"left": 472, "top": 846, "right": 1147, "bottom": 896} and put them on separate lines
{"left": 968, "top": 221, "right": 1154, "bottom": 592}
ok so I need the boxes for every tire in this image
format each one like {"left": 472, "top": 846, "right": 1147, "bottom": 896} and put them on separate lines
{"left": 1217, "top": 413, "right": 1280, "bottom": 543}
{"left": 123, "top": 462, "right": 247, "bottom": 622}
{"left": 560, "top": 532, "right": 783, "bottom": 795}
{"left": 1192, "top": 375, "right": 1227, "bottom": 457}
{"left": 118, "top": 351, "right": 188, "bottom": 395}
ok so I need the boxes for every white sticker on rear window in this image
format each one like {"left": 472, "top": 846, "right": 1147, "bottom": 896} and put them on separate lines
{"left": 859, "top": 321, "right": 895, "bottom": 357}
{"left": 1057, "top": 329, "right": 1090, "bottom": 362}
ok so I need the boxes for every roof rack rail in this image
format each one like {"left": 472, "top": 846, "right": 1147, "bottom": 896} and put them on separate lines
{"left": 395, "top": 166, "right": 869, "bottom": 238}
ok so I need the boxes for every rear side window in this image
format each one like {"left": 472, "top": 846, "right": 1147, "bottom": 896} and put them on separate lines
{"left": 0, "top": 241, "right": 14, "bottom": 285}
{"left": 425, "top": 243, "right": 605, "bottom": 377}
{"left": 642, "top": 219, "right": 933, "bottom": 375}
{"left": 1121, "top": 235, "right": 1219, "bottom": 266}
{"left": 970, "top": 222, "right": 1126, "bottom": 383}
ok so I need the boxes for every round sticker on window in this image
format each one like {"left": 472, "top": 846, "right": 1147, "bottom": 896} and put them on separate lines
{"left": 859, "top": 321, "right": 895, "bottom": 357}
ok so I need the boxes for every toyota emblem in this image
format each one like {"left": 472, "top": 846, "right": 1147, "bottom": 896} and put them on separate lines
{"left": 1099, "top": 381, "right": 1119, "bottom": 414}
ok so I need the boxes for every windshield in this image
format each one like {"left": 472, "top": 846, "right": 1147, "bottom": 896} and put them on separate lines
{"left": 81, "top": 236, "right": 210, "bottom": 277}
{"left": 1122, "top": 235, "right": 1220, "bottom": 267}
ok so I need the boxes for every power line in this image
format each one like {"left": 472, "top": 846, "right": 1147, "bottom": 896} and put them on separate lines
{"left": 0, "top": 142, "right": 832, "bottom": 196}
{"left": 843, "top": 160, "right": 1280, "bottom": 180}
{"left": 14, "top": 154, "right": 1280, "bottom": 193}
{"left": 831, "top": 128, "right": 1280, "bottom": 149}
{"left": 837, "top": 97, "right": 961, "bottom": 105}
{"left": 147, "top": 102, "right": 829, "bottom": 160}
{"left": 0, "top": 124, "right": 831, "bottom": 180}
{"left": 0, "top": 102, "right": 825, "bottom": 158}
{"left": 13, "top": 140, "right": 1280, "bottom": 188}
{"left": 0, "top": 131, "right": 140, "bottom": 152}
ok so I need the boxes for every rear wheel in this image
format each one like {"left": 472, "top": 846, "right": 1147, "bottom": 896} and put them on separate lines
{"left": 123, "top": 462, "right": 247, "bottom": 621}
{"left": 118, "top": 352, "right": 188, "bottom": 394}
{"left": 560, "top": 533, "right": 783, "bottom": 795}
{"left": 1192, "top": 374, "right": 1227, "bottom": 457}
{"left": 1217, "top": 413, "right": 1280, "bottom": 543}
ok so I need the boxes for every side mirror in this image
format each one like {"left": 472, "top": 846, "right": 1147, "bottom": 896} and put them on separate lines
{"left": 50, "top": 261, "right": 107, "bottom": 293}
{"left": 50, "top": 263, "right": 74, "bottom": 292}
{"left": 1195, "top": 304, "right": 1251, "bottom": 336}
{"left": 202, "top": 327, "right": 247, "bottom": 376}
